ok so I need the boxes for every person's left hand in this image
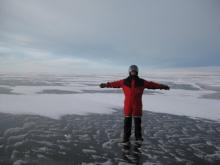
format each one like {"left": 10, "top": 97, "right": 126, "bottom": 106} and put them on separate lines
{"left": 160, "top": 84, "right": 170, "bottom": 90}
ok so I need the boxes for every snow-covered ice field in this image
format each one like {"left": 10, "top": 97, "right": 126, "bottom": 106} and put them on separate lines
{"left": 0, "top": 72, "right": 220, "bottom": 120}
{"left": 0, "top": 72, "right": 220, "bottom": 164}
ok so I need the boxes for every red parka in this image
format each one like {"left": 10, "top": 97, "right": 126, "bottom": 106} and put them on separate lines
{"left": 106, "top": 76, "right": 163, "bottom": 117}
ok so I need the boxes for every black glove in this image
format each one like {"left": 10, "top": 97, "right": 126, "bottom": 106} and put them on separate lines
{"left": 99, "top": 83, "right": 107, "bottom": 88}
{"left": 160, "top": 84, "right": 170, "bottom": 90}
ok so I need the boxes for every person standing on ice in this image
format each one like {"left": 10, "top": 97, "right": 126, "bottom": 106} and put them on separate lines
{"left": 99, "top": 65, "right": 170, "bottom": 143}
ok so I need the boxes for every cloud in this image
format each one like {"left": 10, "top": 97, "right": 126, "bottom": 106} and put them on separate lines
{"left": 0, "top": 44, "right": 118, "bottom": 74}
{"left": 0, "top": 0, "right": 220, "bottom": 73}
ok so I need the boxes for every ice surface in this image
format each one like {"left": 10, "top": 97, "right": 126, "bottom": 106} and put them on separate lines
{"left": 0, "top": 73, "right": 220, "bottom": 121}
{"left": 1, "top": 110, "right": 220, "bottom": 164}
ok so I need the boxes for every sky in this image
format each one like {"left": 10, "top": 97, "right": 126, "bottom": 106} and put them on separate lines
{"left": 0, "top": 0, "right": 220, "bottom": 74}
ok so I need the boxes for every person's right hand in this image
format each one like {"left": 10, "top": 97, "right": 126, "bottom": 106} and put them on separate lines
{"left": 160, "top": 84, "right": 170, "bottom": 90}
{"left": 99, "top": 83, "right": 107, "bottom": 88}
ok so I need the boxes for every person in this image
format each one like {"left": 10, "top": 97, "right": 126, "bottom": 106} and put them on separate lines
{"left": 99, "top": 65, "right": 170, "bottom": 143}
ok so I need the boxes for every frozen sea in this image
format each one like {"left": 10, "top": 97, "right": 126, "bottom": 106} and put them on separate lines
{"left": 0, "top": 72, "right": 220, "bottom": 164}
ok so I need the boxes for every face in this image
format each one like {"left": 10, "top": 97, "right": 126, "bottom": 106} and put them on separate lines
{"left": 130, "top": 70, "right": 138, "bottom": 76}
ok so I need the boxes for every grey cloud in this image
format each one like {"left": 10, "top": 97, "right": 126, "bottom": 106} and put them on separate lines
{"left": 0, "top": 0, "right": 220, "bottom": 72}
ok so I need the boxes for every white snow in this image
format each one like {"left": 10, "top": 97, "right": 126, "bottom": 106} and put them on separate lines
{"left": 0, "top": 73, "right": 220, "bottom": 121}
{"left": 0, "top": 94, "right": 119, "bottom": 119}
{"left": 143, "top": 91, "right": 220, "bottom": 121}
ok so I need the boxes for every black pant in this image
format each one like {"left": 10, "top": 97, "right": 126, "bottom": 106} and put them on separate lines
{"left": 123, "top": 116, "right": 142, "bottom": 141}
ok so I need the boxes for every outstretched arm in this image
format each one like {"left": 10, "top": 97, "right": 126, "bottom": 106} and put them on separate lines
{"left": 99, "top": 80, "right": 123, "bottom": 88}
{"left": 144, "top": 80, "right": 170, "bottom": 90}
